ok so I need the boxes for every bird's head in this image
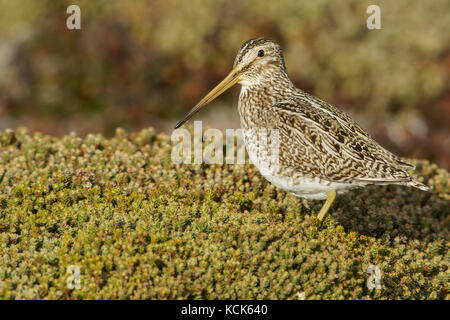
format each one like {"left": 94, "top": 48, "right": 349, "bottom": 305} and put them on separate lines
{"left": 174, "top": 38, "right": 288, "bottom": 129}
{"left": 233, "top": 38, "right": 287, "bottom": 86}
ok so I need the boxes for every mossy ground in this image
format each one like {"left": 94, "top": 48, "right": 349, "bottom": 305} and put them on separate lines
{"left": 0, "top": 128, "right": 448, "bottom": 299}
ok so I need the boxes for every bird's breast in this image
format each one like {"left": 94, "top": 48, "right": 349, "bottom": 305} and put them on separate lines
{"left": 237, "top": 85, "right": 277, "bottom": 130}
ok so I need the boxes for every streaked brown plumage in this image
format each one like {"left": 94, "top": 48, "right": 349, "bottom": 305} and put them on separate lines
{"left": 175, "top": 38, "right": 429, "bottom": 224}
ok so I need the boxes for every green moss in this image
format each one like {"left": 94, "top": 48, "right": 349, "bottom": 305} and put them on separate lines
{"left": 0, "top": 128, "right": 448, "bottom": 299}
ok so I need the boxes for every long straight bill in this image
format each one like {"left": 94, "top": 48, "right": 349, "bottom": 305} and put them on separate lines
{"left": 174, "top": 68, "right": 240, "bottom": 129}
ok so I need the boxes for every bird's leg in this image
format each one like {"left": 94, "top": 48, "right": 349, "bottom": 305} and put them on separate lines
{"left": 316, "top": 190, "right": 337, "bottom": 225}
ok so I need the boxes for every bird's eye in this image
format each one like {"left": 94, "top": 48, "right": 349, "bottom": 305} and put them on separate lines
{"left": 257, "top": 50, "right": 265, "bottom": 57}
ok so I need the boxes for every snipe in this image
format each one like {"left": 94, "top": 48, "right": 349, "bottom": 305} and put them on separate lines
{"left": 175, "top": 38, "right": 428, "bottom": 225}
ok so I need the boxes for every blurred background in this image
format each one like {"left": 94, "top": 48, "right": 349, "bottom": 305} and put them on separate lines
{"left": 0, "top": 0, "right": 449, "bottom": 168}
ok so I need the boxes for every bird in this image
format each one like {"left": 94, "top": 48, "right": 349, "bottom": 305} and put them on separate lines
{"left": 174, "top": 38, "right": 429, "bottom": 225}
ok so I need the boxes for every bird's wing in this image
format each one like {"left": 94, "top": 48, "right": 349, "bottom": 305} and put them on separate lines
{"left": 260, "top": 97, "right": 417, "bottom": 184}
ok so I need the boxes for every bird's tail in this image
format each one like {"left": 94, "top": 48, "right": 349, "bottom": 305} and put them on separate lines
{"left": 407, "top": 179, "right": 429, "bottom": 191}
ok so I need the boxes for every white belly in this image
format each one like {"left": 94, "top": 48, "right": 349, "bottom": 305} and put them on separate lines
{"left": 257, "top": 168, "right": 356, "bottom": 200}
{"left": 244, "top": 136, "right": 361, "bottom": 200}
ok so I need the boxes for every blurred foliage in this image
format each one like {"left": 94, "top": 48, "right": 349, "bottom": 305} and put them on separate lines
{"left": 0, "top": 128, "right": 448, "bottom": 299}
{"left": 0, "top": 0, "right": 449, "bottom": 168}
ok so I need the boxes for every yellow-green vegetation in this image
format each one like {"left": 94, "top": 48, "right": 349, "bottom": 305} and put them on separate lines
{"left": 0, "top": 127, "right": 448, "bottom": 299}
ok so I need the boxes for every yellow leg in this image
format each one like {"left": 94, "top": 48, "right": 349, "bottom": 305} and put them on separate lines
{"left": 316, "top": 190, "right": 337, "bottom": 225}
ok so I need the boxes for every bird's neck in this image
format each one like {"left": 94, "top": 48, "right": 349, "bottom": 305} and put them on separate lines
{"left": 238, "top": 72, "right": 295, "bottom": 129}
{"left": 239, "top": 71, "right": 295, "bottom": 106}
